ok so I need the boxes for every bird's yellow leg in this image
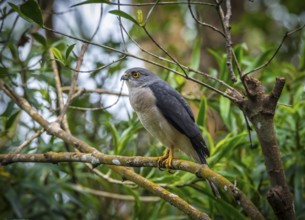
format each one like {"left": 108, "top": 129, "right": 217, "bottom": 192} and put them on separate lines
{"left": 165, "top": 146, "right": 174, "bottom": 169}
{"left": 158, "top": 147, "right": 174, "bottom": 170}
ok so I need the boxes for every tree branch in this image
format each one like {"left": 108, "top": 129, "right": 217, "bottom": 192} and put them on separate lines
{"left": 11, "top": 129, "right": 44, "bottom": 154}
{"left": 235, "top": 76, "right": 295, "bottom": 220}
{"left": 0, "top": 151, "right": 264, "bottom": 220}
{"left": 61, "top": 86, "right": 128, "bottom": 97}
{"left": 215, "top": 0, "right": 237, "bottom": 82}
{"left": 57, "top": 43, "right": 88, "bottom": 123}
{"left": 187, "top": 0, "right": 225, "bottom": 37}
{"left": 243, "top": 24, "right": 305, "bottom": 77}
{"left": 71, "top": 184, "right": 160, "bottom": 202}
{"left": 43, "top": 25, "right": 240, "bottom": 101}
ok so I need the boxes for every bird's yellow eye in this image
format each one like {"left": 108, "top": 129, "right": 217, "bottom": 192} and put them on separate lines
{"left": 131, "top": 72, "right": 140, "bottom": 78}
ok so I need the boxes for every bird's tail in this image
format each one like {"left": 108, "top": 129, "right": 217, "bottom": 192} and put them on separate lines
{"left": 191, "top": 139, "right": 221, "bottom": 198}
{"left": 207, "top": 179, "right": 221, "bottom": 198}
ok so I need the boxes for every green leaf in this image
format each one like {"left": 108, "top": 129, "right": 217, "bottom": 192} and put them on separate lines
{"left": 1, "top": 101, "right": 15, "bottom": 117}
{"left": 105, "top": 122, "right": 119, "bottom": 154}
{"left": 65, "top": 44, "right": 76, "bottom": 60}
{"left": 32, "top": 33, "right": 47, "bottom": 46}
{"left": 137, "top": 9, "right": 143, "bottom": 24}
{"left": 8, "top": 3, "right": 21, "bottom": 14}
{"left": 51, "top": 47, "right": 65, "bottom": 64}
{"left": 208, "top": 49, "right": 226, "bottom": 80}
{"left": 219, "top": 95, "right": 231, "bottom": 128}
{"left": 197, "top": 96, "right": 207, "bottom": 127}
{"left": 209, "top": 132, "right": 246, "bottom": 166}
{"left": 5, "top": 111, "right": 20, "bottom": 131}
{"left": 5, "top": 187, "right": 23, "bottom": 217}
{"left": 71, "top": 0, "right": 109, "bottom": 7}
{"left": 118, "top": 125, "right": 138, "bottom": 154}
{"left": 109, "top": 10, "right": 139, "bottom": 25}
{"left": 20, "top": 0, "right": 43, "bottom": 26}
{"left": 190, "top": 38, "right": 201, "bottom": 70}
{"left": 298, "top": 35, "right": 305, "bottom": 70}
{"left": 0, "top": 66, "right": 9, "bottom": 78}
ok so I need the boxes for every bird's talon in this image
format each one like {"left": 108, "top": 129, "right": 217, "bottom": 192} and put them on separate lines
{"left": 195, "top": 170, "right": 202, "bottom": 178}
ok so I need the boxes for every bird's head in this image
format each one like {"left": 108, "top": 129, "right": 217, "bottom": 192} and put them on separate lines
{"left": 121, "top": 67, "right": 159, "bottom": 88}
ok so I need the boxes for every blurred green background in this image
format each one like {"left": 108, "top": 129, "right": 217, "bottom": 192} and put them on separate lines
{"left": 0, "top": 0, "right": 304, "bottom": 219}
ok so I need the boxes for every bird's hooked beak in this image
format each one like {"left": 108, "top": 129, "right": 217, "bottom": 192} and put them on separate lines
{"left": 121, "top": 72, "right": 129, "bottom": 81}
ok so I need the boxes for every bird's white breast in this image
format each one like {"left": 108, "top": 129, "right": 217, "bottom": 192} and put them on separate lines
{"left": 128, "top": 87, "right": 157, "bottom": 112}
{"left": 128, "top": 86, "right": 199, "bottom": 161}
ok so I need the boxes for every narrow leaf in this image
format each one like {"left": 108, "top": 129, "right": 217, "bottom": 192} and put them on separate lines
{"left": 220, "top": 95, "right": 231, "bottom": 128}
{"left": 109, "top": 10, "right": 138, "bottom": 25}
{"left": 65, "top": 44, "right": 76, "bottom": 60}
{"left": 8, "top": 3, "right": 21, "bottom": 14}
{"left": 5, "top": 111, "right": 20, "bottom": 130}
{"left": 20, "top": 0, "right": 43, "bottom": 26}
{"left": 51, "top": 47, "right": 65, "bottom": 64}
{"left": 197, "top": 96, "right": 207, "bottom": 127}
{"left": 32, "top": 33, "right": 47, "bottom": 46}
{"left": 71, "top": 0, "right": 109, "bottom": 8}
{"left": 191, "top": 38, "right": 201, "bottom": 69}
{"left": 0, "top": 67, "right": 8, "bottom": 78}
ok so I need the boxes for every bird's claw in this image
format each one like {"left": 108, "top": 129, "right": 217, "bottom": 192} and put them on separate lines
{"left": 157, "top": 155, "right": 174, "bottom": 173}
{"left": 157, "top": 147, "right": 175, "bottom": 173}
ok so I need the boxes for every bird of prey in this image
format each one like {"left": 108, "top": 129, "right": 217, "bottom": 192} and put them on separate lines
{"left": 121, "top": 67, "right": 210, "bottom": 168}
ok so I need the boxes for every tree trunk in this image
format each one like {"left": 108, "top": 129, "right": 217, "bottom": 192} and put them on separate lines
{"left": 237, "top": 76, "right": 295, "bottom": 219}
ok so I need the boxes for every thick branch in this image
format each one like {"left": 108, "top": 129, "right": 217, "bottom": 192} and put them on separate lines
{"left": 0, "top": 151, "right": 264, "bottom": 220}
{"left": 238, "top": 76, "right": 295, "bottom": 220}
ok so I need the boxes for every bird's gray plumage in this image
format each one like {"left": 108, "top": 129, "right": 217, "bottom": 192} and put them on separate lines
{"left": 121, "top": 67, "right": 209, "bottom": 164}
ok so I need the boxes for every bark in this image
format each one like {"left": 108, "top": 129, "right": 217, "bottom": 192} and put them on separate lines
{"left": 231, "top": 76, "right": 295, "bottom": 219}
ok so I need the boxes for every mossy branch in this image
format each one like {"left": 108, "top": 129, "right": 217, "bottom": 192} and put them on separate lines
{"left": 0, "top": 151, "right": 264, "bottom": 219}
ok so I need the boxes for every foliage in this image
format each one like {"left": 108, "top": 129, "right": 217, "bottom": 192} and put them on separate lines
{"left": 0, "top": 0, "right": 304, "bottom": 219}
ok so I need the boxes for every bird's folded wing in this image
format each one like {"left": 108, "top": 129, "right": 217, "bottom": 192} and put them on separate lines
{"left": 148, "top": 81, "right": 209, "bottom": 158}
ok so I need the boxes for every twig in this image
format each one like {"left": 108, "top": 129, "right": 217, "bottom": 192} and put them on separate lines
{"left": 50, "top": 48, "right": 71, "bottom": 131}
{"left": 142, "top": 26, "right": 188, "bottom": 78}
{"left": 71, "top": 184, "right": 160, "bottom": 202}
{"left": 120, "top": 25, "right": 241, "bottom": 101}
{"left": 215, "top": 0, "right": 237, "bottom": 82}
{"left": 243, "top": 24, "right": 305, "bottom": 77}
{"left": 117, "top": 0, "right": 127, "bottom": 52}
{"left": 187, "top": 0, "right": 225, "bottom": 37}
{"left": 57, "top": 43, "right": 88, "bottom": 122}
{"left": 49, "top": 49, "right": 64, "bottom": 111}
{"left": 60, "top": 55, "right": 127, "bottom": 73}
{"left": 231, "top": 50, "right": 252, "bottom": 96}
{"left": 11, "top": 129, "right": 44, "bottom": 154}
{"left": 90, "top": 168, "right": 135, "bottom": 186}
{"left": 61, "top": 87, "right": 128, "bottom": 97}
{"left": 90, "top": 5, "right": 103, "bottom": 41}
{"left": 42, "top": 26, "right": 240, "bottom": 101}
{"left": 96, "top": 1, "right": 217, "bottom": 7}
{"left": 67, "top": 81, "right": 125, "bottom": 111}
{"left": 138, "top": 0, "right": 188, "bottom": 77}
